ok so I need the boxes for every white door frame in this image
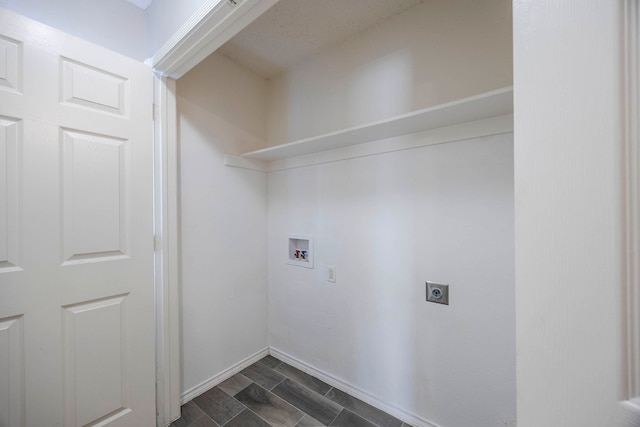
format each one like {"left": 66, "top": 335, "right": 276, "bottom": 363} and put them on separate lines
{"left": 620, "top": 0, "right": 640, "bottom": 420}
{"left": 150, "top": 1, "right": 278, "bottom": 425}
{"left": 514, "top": 0, "right": 640, "bottom": 425}
{"left": 152, "top": 74, "right": 181, "bottom": 427}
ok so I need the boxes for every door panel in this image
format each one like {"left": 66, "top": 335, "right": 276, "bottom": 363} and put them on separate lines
{"left": 0, "top": 8, "right": 154, "bottom": 427}
{"left": 0, "top": 314, "right": 24, "bottom": 427}
{"left": 61, "top": 129, "right": 129, "bottom": 264}
{"left": 0, "top": 116, "right": 20, "bottom": 272}
{"left": 62, "top": 295, "right": 131, "bottom": 427}
{"left": 0, "top": 35, "right": 21, "bottom": 93}
{"left": 60, "top": 58, "right": 129, "bottom": 116}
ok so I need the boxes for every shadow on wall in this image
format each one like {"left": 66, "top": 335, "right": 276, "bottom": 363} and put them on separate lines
{"left": 270, "top": 48, "right": 415, "bottom": 146}
{"left": 177, "top": 51, "right": 269, "bottom": 154}
{"left": 346, "top": 49, "right": 414, "bottom": 128}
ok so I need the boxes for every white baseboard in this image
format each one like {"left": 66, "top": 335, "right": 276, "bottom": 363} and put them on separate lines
{"left": 268, "top": 347, "right": 441, "bottom": 427}
{"left": 180, "top": 347, "right": 269, "bottom": 404}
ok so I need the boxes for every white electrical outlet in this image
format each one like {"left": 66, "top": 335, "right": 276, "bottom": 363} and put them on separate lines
{"left": 327, "top": 265, "right": 336, "bottom": 282}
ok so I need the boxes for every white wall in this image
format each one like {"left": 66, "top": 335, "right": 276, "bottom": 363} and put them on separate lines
{"left": 266, "top": 0, "right": 512, "bottom": 145}
{"left": 267, "top": 133, "right": 515, "bottom": 427}
{"left": 177, "top": 52, "right": 269, "bottom": 394}
{"left": 0, "top": 0, "right": 147, "bottom": 61}
{"left": 514, "top": 1, "right": 627, "bottom": 426}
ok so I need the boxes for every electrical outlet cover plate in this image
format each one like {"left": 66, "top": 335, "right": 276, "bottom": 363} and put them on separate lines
{"left": 426, "top": 281, "right": 449, "bottom": 305}
{"left": 327, "top": 265, "right": 336, "bottom": 282}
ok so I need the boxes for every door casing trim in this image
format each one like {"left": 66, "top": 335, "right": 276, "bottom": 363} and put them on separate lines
{"left": 150, "top": 1, "right": 279, "bottom": 425}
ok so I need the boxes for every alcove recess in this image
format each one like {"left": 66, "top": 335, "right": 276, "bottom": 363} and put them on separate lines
{"left": 224, "top": 87, "right": 513, "bottom": 172}
{"left": 220, "top": 0, "right": 513, "bottom": 173}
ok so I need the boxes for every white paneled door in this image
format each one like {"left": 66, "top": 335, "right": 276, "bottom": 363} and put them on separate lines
{"left": 0, "top": 8, "right": 155, "bottom": 427}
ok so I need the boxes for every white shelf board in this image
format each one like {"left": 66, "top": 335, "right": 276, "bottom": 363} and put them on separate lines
{"left": 241, "top": 87, "right": 513, "bottom": 162}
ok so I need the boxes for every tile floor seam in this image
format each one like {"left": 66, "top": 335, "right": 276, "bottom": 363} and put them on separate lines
{"left": 245, "top": 406, "right": 268, "bottom": 425}
{"left": 358, "top": 409, "right": 385, "bottom": 427}
{"left": 270, "top": 376, "right": 287, "bottom": 391}
{"left": 332, "top": 408, "right": 382, "bottom": 427}
{"left": 220, "top": 407, "right": 266, "bottom": 427}
{"left": 236, "top": 382, "right": 306, "bottom": 426}
{"left": 325, "top": 388, "right": 402, "bottom": 427}
{"left": 262, "top": 361, "right": 344, "bottom": 425}
{"left": 292, "top": 408, "right": 307, "bottom": 426}
{"left": 272, "top": 363, "right": 334, "bottom": 394}
{"left": 275, "top": 376, "right": 337, "bottom": 406}
{"left": 192, "top": 386, "right": 248, "bottom": 426}
{"left": 257, "top": 355, "right": 283, "bottom": 370}
{"left": 202, "top": 412, "right": 220, "bottom": 427}
{"left": 272, "top": 369, "right": 293, "bottom": 382}
{"left": 215, "top": 380, "right": 263, "bottom": 426}
{"left": 326, "top": 408, "right": 344, "bottom": 426}
{"left": 218, "top": 408, "right": 243, "bottom": 426}
{"left": 217, "top": 375, "right": 281, "bottom": 426}
{"left": 271, "top": 379, "right": 343, "bottom": 426}
{"left": 181, "top": 412, "right": 205, "bottom": 427}
{"left": 238, "top": 372, "right": 253, "bottom": 383}
{"left": 217, "top": 384, "right": 246, "bottom": 400}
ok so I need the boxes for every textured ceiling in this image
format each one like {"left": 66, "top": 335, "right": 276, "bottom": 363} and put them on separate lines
{"left": 218, "top": 0, "right": 424, "bottom": 79}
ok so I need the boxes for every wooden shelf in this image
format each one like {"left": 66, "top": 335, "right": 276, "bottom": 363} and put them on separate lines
{"left": 239, "top": 87, "right": 513, "bottom": 162}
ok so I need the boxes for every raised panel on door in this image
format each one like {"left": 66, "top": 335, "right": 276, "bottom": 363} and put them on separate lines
{"left": 60, "top": 57, "right": 129, "bottom": 116}
{"left": 61, "top": 129, "right": 129, "bottom": 265}
{"left": 0, "top": 116, "right": 21, "bottom": 272}
{"left": 0, "top": 35, "right": 21, "bottom": 93}
{"left": 62, "top": 295, "right": 131, "bottom": 427}
{"left": 0, "top": 315, "right": 24, "bottom": 427}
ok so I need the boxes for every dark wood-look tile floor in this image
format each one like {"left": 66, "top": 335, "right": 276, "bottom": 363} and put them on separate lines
{"left": 169, "top": 355, "right": 411, "bottom": 427}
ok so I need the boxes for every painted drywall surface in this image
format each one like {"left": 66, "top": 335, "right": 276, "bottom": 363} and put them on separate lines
{"left": 266, "top": 0, "right": 512, "bottom": 145}
{"left": 514, "top": 1, "right": 624, "bottom": 426}
{"left": 0, "top": 0, "right": 146, "bottom": 61}
{"left": 267, "top": 133, "right": 515, "bottom": 426}
{"left": 145, "top": 0, "right": 210, "bottom": 59}
{"left": 178, "top": 51, "right": 268, "bottom": 146}
{"left": 177, "top": 52, "right": 269, "bottom": 393}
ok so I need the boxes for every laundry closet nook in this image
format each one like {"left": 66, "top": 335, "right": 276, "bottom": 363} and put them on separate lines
{"left": 176, "top": 0, "right": 514, "bottom": 426}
